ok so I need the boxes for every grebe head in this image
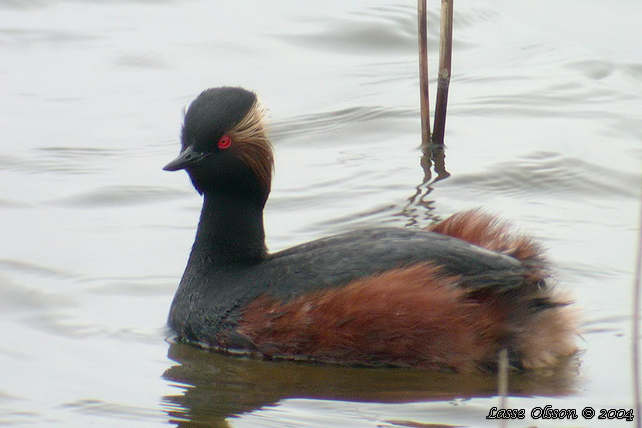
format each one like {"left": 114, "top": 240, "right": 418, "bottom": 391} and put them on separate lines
{"left": 163, "top": 87, "right": 273, "bottom": 203}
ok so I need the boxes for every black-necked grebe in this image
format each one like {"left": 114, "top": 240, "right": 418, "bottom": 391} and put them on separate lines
{"left": 163, "top": 87, "right": 576, "bottom": 372}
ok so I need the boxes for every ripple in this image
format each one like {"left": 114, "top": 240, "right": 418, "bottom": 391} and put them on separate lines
{"left": 272, "top": 5, "right": 417, "bottom": 55}
{"left": 59, "top": 399, "right": 164, "bottom": 421}
{"left": 458, "top": 84, "right": 627, "bottom": 119}
{"left": 439, "top": 151, "right": 640, "bottom": 199}
{"left": 87, "top": 276, "right": 176, "bottom": 296}
{"left": 113, "top": 53, "right": 169, "bottom": 69}
{"left": 272, "top": 105, "right": 416, "bottom": 145}
{"left": 0, "top": 147, "right": 122, "bottom": 175}
{"left": 0, "top": 274, "right": 75, "bottom": 313}
{"left": 0, "top": 0, "right": 171, "bottom": 9}
{"left": 0, "top": 28, "right": 100, "bottom": 46}
{"left": 457, "top": 57, "right": 642, "bottom": 120}
{"left": 0, "top": 409, "right": 41, "bottom": 427}
{"left": 0, "top": 259, "right": 76, "bottom": 279}
{"left": 0, "top": 0, "right": 47, "bottom": 9}
{"left": 0, "top": 197, "right": 31, "bottom": 208}
{"left": 566, "top": 59, "right": 642, "bottom": 84}
{"left": 566, "top": 59, "right": 615, "bottom": 80}
{"left": 51, "top": 185, "right": 190, "bottom": 207}
{"left": 345, "top": 59, "right": 417, "bottom": 87}
{"left": 624, "top": 62, "right": 642, "bottom": 80}
{"left": 455, "top": 6, "right": 501, "bottom": 28}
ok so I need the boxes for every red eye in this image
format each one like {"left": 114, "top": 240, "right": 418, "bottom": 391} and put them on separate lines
{"left": 217, "top": 135, "right": 232, "bottom": 149}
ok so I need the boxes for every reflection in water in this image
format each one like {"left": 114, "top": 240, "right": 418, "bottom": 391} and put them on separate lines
{"left": 423, "top": 144, "right": 450, "bottom": 185}
{"left": 396, "top": 143, "right": 450, "bottom": 227}
{"left": 162, "top": 343, "right": 580, "bottom": 427}
{"left": 397, "top": 183, "right": 438, "bottom": 227}
{"left": 1, "top": 0, "right": 638, "bottom": 424}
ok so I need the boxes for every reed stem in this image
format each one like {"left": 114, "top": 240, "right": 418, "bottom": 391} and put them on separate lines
{"left": 632, "top": 176, "right": 642, "bottom": 428}
{"left": 418, "top": 0, "right": 431, "bottom": 151}
{"left": 432, "top": 0, "right": 453, "bottom": 147}
{"left": 498, "top": 348, "right": 509, "bottom": 428}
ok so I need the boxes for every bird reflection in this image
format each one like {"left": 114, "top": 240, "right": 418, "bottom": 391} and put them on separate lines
{"left": 161, "top": 342, "right": 579, "bottom": 427}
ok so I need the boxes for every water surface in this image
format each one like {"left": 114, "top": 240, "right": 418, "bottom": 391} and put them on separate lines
{"left": 1, "top": 0, "right": 641, "bottom": 427}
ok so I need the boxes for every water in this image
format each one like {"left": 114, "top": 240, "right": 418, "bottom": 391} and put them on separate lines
{"left": 1, "top": 0, "right": 641, "bottom": 427}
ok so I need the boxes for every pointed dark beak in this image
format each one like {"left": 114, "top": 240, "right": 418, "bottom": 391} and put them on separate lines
{"left": 163, "top": 146, "right": 208, "bottom": 171}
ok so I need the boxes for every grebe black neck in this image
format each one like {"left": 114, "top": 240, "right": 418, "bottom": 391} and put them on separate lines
{"left": 188, "top": 191, "right": 267, "bottom": 267}
{"left": 164, "top": 87, "right": 273, "bottom": 266}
